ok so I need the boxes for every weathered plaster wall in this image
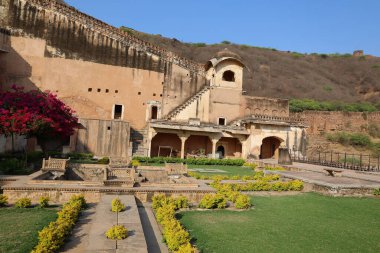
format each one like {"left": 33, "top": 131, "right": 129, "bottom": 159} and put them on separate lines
{"left": 74, "top": 119, "right": 130, "bottom": 158}
{"left": 1, "top": 0, "right": 208, "bottom": 130}
{"left": 242, "top": 96, "right": 289, "bottom": 117}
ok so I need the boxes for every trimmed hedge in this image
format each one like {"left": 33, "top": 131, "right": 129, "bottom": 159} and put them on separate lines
{"left": 32, "top": 194, "right": 87, "bottom": 253}
{"left": 199, "top": 193, "right": 227, "bottom": 209}
{"left": 215, "top": 180, "right": 304, "bottom": 192}
{"left": 133, "top": 156, "right": 245, "bottom": 166}
{"left": 152, "top": 195, "right": 196, "bottom": 252}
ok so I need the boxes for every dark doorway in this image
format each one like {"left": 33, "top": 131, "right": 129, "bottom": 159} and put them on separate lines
{"left": 217, "top": 145, "right": 225, "bottom": 158}
{"left": 114, "top": 104, "right": 123, "bottom": 119}
{"left": 151, "top": 106, "right": 158, "bottom": 120}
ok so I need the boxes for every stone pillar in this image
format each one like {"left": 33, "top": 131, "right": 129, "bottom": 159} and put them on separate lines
{"left": 210, "top": 136, "right": 221, "bottom": 159}
{"left": 147, "top": 129, "right": 157, "bottom": 158}
{"left": 238, "top": 136, "right": 248, "bottom": 159}
{"left": 177, "top": 133, "right": 190, "bottom": 159}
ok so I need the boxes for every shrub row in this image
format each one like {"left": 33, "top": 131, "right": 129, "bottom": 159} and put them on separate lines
{"left": 209, "top": 181, "right": 252, "bottom": 209}
{"left": 32, "top": 194, "right": 87, "bottom": 253}
{"left": 152, "top": 195, "right": 195, "bottom": 253}
{"left": 0, "top": 196, "right": 50, "bottom": 208}
{"left": 187, "top": 171, "right": 280, "bottom": 182}
{"left": 264, "top": 165, "right": 286, "bottom": 171}
{"left": 133, "top": 156, "right": 245, "bottom": 166}
{"left": 243, "top": 162, "right": 258, "bottom": 170}
{"left": 289, "top": 99, "right": 378, "bottom": 113}
{"left": 214, "top": 180, "right": 304, "bottom": 192}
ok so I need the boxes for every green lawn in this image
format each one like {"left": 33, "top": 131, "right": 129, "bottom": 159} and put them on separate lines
{"left": 0, "top": 208, "right": 58, "bottom": 253}
{"left": 187, "top": 165, "right": 253, "bottom": 177}
{"left": 179, "top": 193, "right": 380, "bottom": 253}
{"left": 145, "top": 163, "right": 253, "bottom": 177}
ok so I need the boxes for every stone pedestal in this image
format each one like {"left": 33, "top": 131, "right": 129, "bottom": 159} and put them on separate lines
{"left": 278, "top": 147, "right": 292, "bottom": 165}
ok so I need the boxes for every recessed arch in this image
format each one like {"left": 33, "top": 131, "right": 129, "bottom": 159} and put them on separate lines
{"left": 260, "top": 136, "right": 284, "bottom": 159}
{"left": 222, "top": 70, "right": 235, "bottom": 82}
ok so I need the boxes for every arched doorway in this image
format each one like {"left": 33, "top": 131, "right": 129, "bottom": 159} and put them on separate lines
{"left": 260, "top": 137, "right": 282, "bottom": 159}
{"left": 217, "top": 145, "right": 225, "bottom": 158}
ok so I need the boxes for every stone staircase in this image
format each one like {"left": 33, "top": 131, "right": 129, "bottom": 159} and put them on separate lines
{"left": 166, "top": 85, "right": 211, "bottom": 120}
{"left": 130, "top": 128, "right": 149, "bottom": 157}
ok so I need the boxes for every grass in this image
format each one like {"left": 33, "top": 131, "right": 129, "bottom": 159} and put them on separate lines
{"left": 144, "top": 163, "right": 254, "bottom": 177}
{"left": 179, "top": 193, "right": 380, "bottom": 253}
{"left": 0, "top": 208, "right": 58, "bottom": 253}
{"left": 187, "top": 165, "right": 253, "bottom": 177}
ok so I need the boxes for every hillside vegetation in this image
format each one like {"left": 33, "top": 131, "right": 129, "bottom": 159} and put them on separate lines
{"left": 120, "top": 27, "right": 380, "bottom": 103}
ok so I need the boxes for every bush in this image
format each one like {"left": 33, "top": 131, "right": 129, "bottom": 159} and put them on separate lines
{"left": 289, "top": 99, "right": 377, "bottom": 113}
{"left": 243, "top": 162, "right": 257, "bottom": 170}
{"left": 0, "top": 194, "right": 8, "bottom": 207}
{"left": 373, "top": 188, "right": 380, "bottom": 196}
{"left": 105, "top": 225, "right": 128, "bottom": 240}
{"left": 289, "top": 180, "right": 304, "bottom": 191}
{"left": 132, "top": 156, "right": 245, "bottom": 166}
{"left": 32, "top": 194, "right": 87, "bottom": 253}
{"left": 111, "top": 198, "right": 125, "bottom": 212}
{"left": 235, "top": 195, "right": 252, "bottom": 209}
{"left": 0, "top": 158, "right": 26, "bottom": 175}
{"left": 15, "top": 197, "right": 32, "bottom": 208}
{"left": 264, "top": 165, "right": 286, "bottom": 171}
{"left": 242, "top": 175, "right": 255, "bottom": 181}
{"left": 39, "top": 196, "right": 50, "bottom": 208}
{"left": 173, "top": 196, "right": 189, "bottom": 209}
{"left": 152, "top": 195, "right": 194, "bottom": 251}
{"left": 131, "top": 160, "right": 141, "bottom": 167}
{"left": 326, "top": 132, "right": 371, "bottom": 147}
{"left": 199, "top": 194, "right": 227, "bottom": 209}
{"left": 97, "top": 157, "right": 110, "bottom": 164}
{"left": 176, "top": 243, "right": 197, "bottom": 253}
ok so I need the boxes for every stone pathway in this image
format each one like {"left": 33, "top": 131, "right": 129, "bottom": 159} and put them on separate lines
{"left": 62, "top": 195, "right": 148, "bottom": 253}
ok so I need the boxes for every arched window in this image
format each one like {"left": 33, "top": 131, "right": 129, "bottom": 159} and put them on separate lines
{"left": 222, "top": 70, "right": 235, "bottom": 82}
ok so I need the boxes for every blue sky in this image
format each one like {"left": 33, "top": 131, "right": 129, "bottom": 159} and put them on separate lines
{"left": 65, "top": 0, "right": 380, "bottom": 56}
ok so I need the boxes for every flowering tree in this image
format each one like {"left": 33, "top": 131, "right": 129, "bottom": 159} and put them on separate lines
{"left": 0, "top": 85, "right": 78, "bottom": 153}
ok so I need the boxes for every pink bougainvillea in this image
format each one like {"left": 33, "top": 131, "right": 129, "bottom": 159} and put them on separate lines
{"left": 0, "top": 85, "right": 78, "bottom": 150}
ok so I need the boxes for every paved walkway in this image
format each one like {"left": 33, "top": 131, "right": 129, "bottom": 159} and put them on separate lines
{"left": 62, "top": 195, "right": 148, "bottom": 253}
{"left": 260, "top": 159, "right": 380, "bottom": 189}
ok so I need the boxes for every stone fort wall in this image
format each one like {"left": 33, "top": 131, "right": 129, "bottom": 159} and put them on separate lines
{"left": 0, "top": 0, "right": 208, "bottom": 129}
{"left": 292, "top": 111, "right": 380, "bottom": 135}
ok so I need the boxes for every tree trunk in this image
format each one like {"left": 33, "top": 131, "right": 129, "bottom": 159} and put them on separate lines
{"left": 11, "top": 133, "right": 15, "bottom": 153}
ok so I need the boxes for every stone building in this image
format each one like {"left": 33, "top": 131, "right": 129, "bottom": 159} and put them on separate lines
{"left": 0, "top": 0, "right": 306, "bottom": 159}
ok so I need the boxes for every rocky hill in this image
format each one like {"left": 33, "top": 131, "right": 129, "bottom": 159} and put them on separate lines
{"left": 122, "top": 27, "right": 380, "bottom": 103}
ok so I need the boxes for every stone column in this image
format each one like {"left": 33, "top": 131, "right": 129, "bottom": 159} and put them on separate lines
{"left": 238, "top": 136, "right": 248, "bottom": 159}
{"left": 177, "top": 133, "right": 190, "bottom": 159}
{"left": 147, "top": 129, "right": 157, "bottom": 158}
{"left": 210, "top": 136, "right": 221, "bottom": 159}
